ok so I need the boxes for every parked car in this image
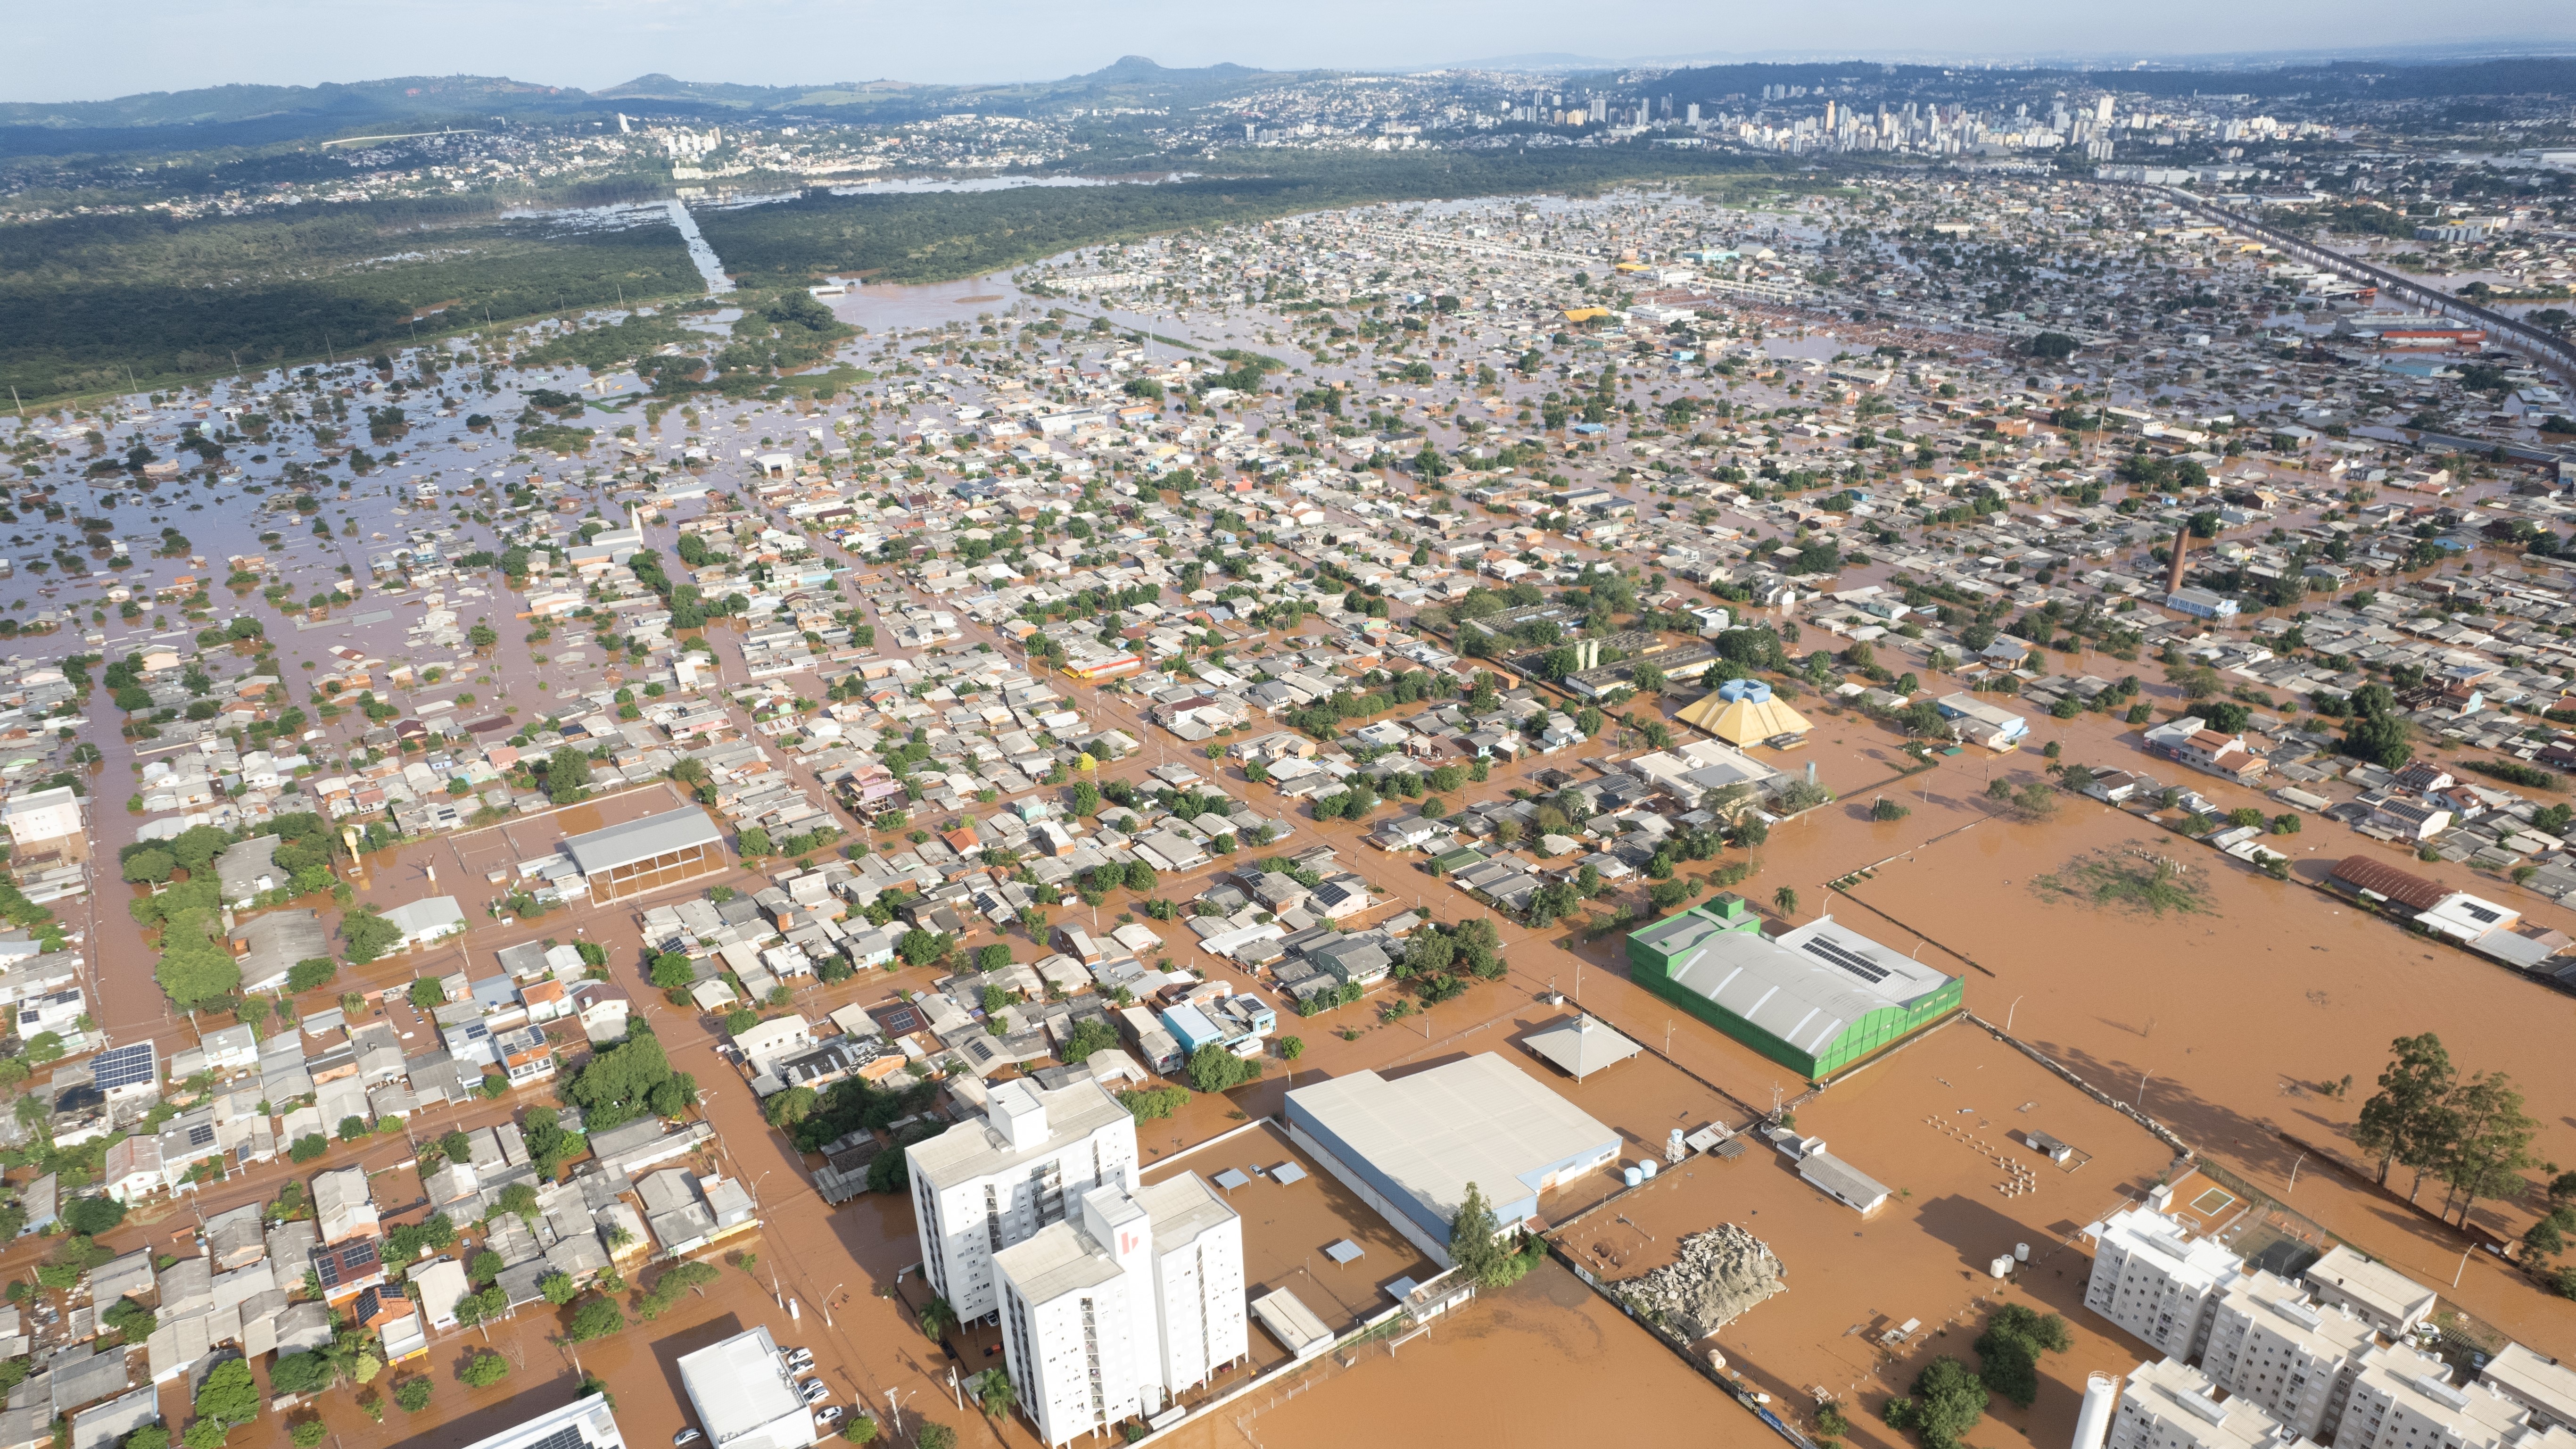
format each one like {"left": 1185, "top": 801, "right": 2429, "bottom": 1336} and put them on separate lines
{"left": 799, "top": 1379, "right": 830, "bottom": 1405}
{"left": 674, "top": 1433, "right": 702, "bottom": 1447}
{"left": 816, "top": 1408, "right": 844, "bottom": 1426}
{"left": 784, "top": 1348, "right": 815, "bottom": 1370}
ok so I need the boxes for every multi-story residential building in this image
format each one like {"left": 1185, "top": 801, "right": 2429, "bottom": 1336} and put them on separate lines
{"left": 2086, "top": 1206, "right": 2246, "bottom": 1363}
{"left": 2339, "top": 1343, "right": 2576, "bottom": 1449}
{"left": 2481, "top": 1345, "right": 2576, "bottom": 1434}
{"left": 2105, "top": 1357, "right": 2287, "bottom": 1449}
{"left": 906, "top": 1077, "right": 1139, "bottom": 1319}
{"left": 2199, "top": 1269, "right": 2377, "bottom": 1439}
{"left": 993, "top": 1174, "right": 1246, "bottom": 1447}
{"left": 2303, "top": 1245, "right": 2439, "bottom": 1338}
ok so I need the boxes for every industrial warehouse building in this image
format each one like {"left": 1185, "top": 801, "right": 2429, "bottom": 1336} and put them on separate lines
{"left": 563, "top": 807, "right": 727, "bottom": 902}
{"left": 1626, "top": 894, "right": 1962, "bottom": 1078}
{"left": 1284, "top": 1054, "right": 1617, "bottom": 1267}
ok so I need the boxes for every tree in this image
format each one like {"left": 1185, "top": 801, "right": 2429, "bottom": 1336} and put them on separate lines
{"left": 2353, "top": 1033, "right": 2457, "bottom": 1194}
{"left": 2440, "top": 1072, "right": 2541, "bottom": 1227}
{"left": 1446, "top": 1181, "right": 1511, "bottom": 1287}
{"left": 1059, "top": 1018, "right": 1119, "bottom": 1065}
{"left": 649, "top": 952, "right": 696, "bottom": 989}
{"left": 459, "top": 1352, "right": 509, "bottom": 1388}
{"left": 974, "top": 944, "right": 1013, "bottom": 973}
{"left": 270, "top": 1351, "right": 335, "bottom": 1392}
{"left": 290, "top": 1424, "right": 329, "bottom": 1449}
{"left": 538, "top": 1272, "right": 576, "bottom": 1306}
{"left": 738, "top": 826, "right": 773, "bottom": 857}
{"left": 1973, "top": 1303, "right": 2072, "bottom": 1409}
{"left": 467, "top": 1250, "right": 504, "bottom": 1285}
{"left": 468, "top": 624, "right": 499, "bottom": 652}
{"left": 839, "top": 1416, "right": 879, "bottom": 1444}
{"left": 64, "top": 1196, "right": 126, "bottom": 1237}
{"left": 340, "top": 906, "right": 401, "bottom": 965}
{"left": 766, "top": 1086, "right": 819, "bottom": 1128}
{"left": 1883, "top": 1356, "right": 1989, "bottom": 1449}
{"left": 1278, "top": 1036, "right": 1305, "bottom": 1062}
{"left": 194, "top": 1359, "right": 260, "bottom": 1426}
{"left": 1070, "top": 779, "right": 1101, "bottom": 816}
{"left": 1186, "top": 1043, "right": 1260, "bottom": 1093}
{"left": 916, "top": 1427, "right": 956, "bottom": 1449}
{"left": 393, "top": 1378, "right": 432, "bottom": 1413}
{"left": 496, "top": 1183, "right": 541, "bottom": 1223}
{"left": 567, "top": 1299, "right": 627, "bottom": 1342}
{"left": 408, "top": 977, "right": 445, "bottom": 1009}
{"left": 122, "top": 849, "right": 176, "bottom": 884}
{"left": 1773, "top": 886, "right": 1800, "bottom": 919}
{"left": 544, "top": 747, "right": 593, "bottom": 804}
{"left": 970, "top": 1369, "right": 1017, "bottom": 1420}
{"left": 918, "top": 1296, "right": 959, "bottom": 1343}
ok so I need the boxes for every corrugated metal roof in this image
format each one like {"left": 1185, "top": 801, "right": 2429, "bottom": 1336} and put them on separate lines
{"left": 1663, "top": 916, "right": 1952, "bottom": 1059}
{"left": 2329, "top": 855, "right": 2448, "bottom": 911}
{"left": 562, "top": 807, "right": 724, "bottom": 876}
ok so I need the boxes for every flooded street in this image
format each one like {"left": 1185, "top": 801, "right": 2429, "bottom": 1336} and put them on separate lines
{"left": 0, "top": 173, "right": 2572, "bottom": 1449}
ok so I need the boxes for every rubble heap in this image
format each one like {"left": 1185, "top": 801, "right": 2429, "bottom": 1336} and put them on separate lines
{"left": 1618, "top": 1224, "right": 1786, "bottom": 1340}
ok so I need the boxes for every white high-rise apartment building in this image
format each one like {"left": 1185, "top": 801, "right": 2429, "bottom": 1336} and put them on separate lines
{"left": 907, "top": 1078, "right": 1139, "bottom": 1320}
{"left": 2340, "top": 1343, "right": 2576, "bottom": 1449}
{"left": 994, "top": 1174, "right": 1247, "bottom": 1448}
{"left": 2105, "top": 1357, "right": 2287, "bottom": 1449}
{"left": 2199, "top": 1270, "right": 2376, "bottom": 1440}
{"left": 2086, "top": 1206, "right": 2246, "bottom": 1362}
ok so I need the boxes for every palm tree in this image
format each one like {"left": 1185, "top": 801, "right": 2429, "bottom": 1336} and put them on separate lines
{"left": 1773, "top": 886, "right": 1800, "bottom": 919}
{"left": 972, "top": 1369, "right": 1017, "bottom": 1420}
{"left": 918, "top": 1295, "right": 959, "bottom": 1344}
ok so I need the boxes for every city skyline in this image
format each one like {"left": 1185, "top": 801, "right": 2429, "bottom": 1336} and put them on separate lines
{"left": 6, "top": 0, "right": 2574, "bottom": 105}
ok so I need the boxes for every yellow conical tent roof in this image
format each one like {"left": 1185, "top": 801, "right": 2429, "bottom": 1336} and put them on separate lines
{"left": 1676, "top": 680, "right": 1814, "bottom": 745}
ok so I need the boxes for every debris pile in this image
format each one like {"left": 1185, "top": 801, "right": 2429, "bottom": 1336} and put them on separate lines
{"left": 1618, "top": 1224, "right": 1786, "bottom": 1340}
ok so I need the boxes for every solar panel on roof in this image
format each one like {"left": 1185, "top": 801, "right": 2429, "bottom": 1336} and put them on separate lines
{"left": 522, "top": 1425, "right": 586, "bottom": 1449}
{"left": 187, "top": 1124, "right": 216, "bottom": 1148}
{"left": 1799, "top": 936, "right": 1891, "bottom": 985}
{"left": 93, "top": 1043, "right": 155, "bottom": 1092}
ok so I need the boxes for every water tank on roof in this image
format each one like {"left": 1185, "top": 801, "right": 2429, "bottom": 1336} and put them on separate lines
{"left": 1717, "top": 678, "right": 1773, "bottom": 704}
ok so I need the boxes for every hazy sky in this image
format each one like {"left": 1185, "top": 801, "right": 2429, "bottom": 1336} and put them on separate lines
{"left": 7, "top": 0, "right": 2572, "bottom": 103}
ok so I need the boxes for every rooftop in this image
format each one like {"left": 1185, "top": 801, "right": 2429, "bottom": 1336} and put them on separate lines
{"left": 1285, "top": 1053, "right": 1617, "bottom": 1229}
{"left": 675, "top": 1327, "right": 811, "bottom": 1449}
{"left": 562, "top": 807, "right": 725, "bottom": 876}
{"left": 1651, "top": 914, "right": 1956, "bottom": 1057}
{"left": 906, "top": 1076, "right": 1130, "bottom": 1190}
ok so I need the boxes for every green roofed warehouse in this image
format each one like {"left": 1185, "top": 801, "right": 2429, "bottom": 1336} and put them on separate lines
{"left": 1625, "top": 894, "right": 1962, "bottom": 1078}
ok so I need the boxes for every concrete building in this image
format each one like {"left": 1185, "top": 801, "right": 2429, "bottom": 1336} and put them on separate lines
{"left": 3, "top": 787, "right": 84, "bottom": 865}
{"left": 1283, "top": 1053, "right": 1616, "bottom": 1267}
{"left": 2340, "top": 1342, "right": 2576, "bottom": 1449}
{"left": 2106, "top": 1357, "right": 2288, "bottom": 1449}
{"left": 454, "top": 1394, "right": 627, "bottom": 1449}
{"left": 993, "top": 1174, "right": 1247, "bottom": 1446}
{"left": 2303, "top": 1246, "right": 2438, "bottom": 1337}
{"left": 2085, "top": 1206, "right": 2246, "bottom": 1362}
{"left": 1625, "top": 895, "right": 1962, "bottom": 1078}
{"left": 563, "top": 807, "right": 727, "bottom": 903}
{"left": 676, "top": 1327, "right": 814, "bottom": 1449}
{"left": 2480, "top": 1344, "right": 2576, "bottom": 1433}
{"left": 2200, "top": 1269, "right": 2376, "bottom": 1439}
{"left": 906, "top": 1077, "right": 1139, "bottom": 1320}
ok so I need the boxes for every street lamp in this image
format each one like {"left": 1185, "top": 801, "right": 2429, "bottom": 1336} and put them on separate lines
{"left": 885, "top": 1389, "right": 917, "bottom": 1438}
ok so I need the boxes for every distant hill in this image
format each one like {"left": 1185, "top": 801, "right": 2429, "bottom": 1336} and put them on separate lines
{"left": 0, "top": 58, "right": 1302, "bottom": 157}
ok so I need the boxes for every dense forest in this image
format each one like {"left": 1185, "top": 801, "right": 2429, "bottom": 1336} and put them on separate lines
{"left": 694, "top": 149, "right": 1790, "bottom": 289}
{"left": 0, "top": 202, "right": 703, "bottom": 401}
